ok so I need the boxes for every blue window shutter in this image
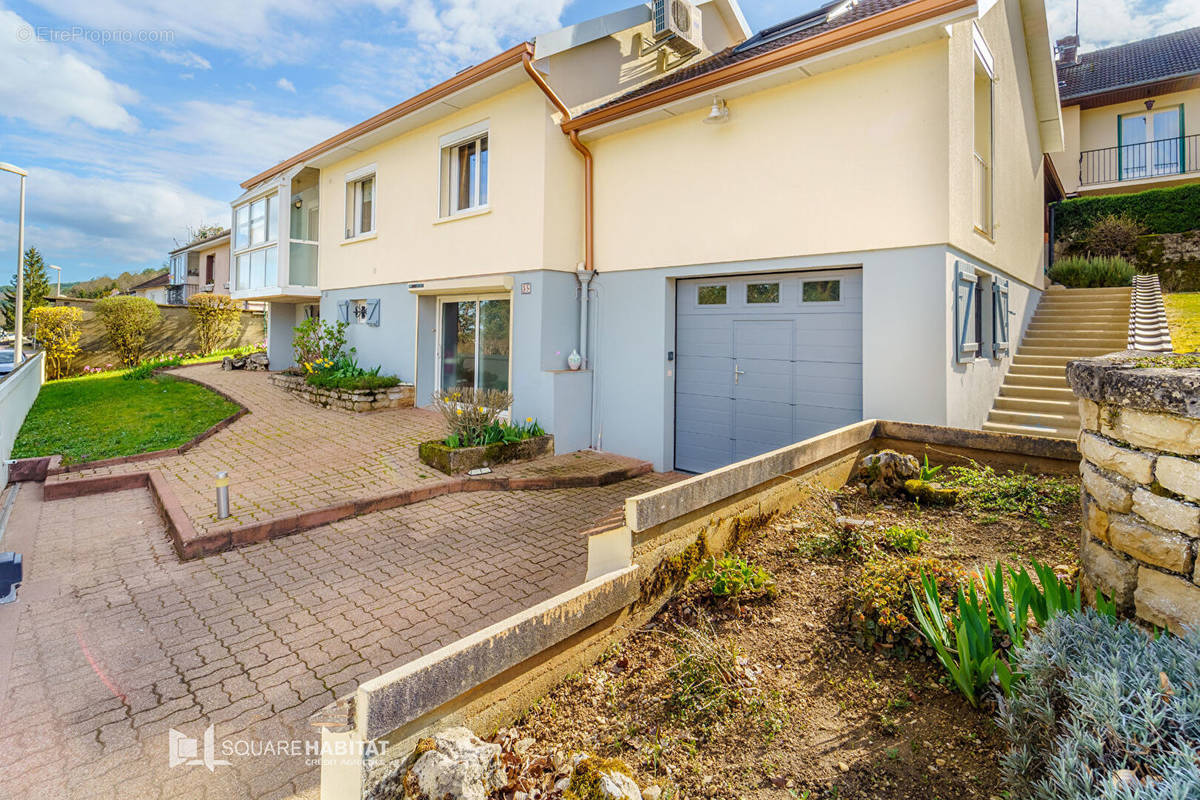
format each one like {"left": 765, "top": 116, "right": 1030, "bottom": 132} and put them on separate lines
{"left": 992, "top": 277, "right": 1010, "bottom": 358}
{"left": 337, "top": 300, "right": 350, "bottom": 323}
{"left": 955, "top": 261, "right": 978, "bottom": 363}
{"left": 366, "top": 299, "right": 381, "bottom": 327}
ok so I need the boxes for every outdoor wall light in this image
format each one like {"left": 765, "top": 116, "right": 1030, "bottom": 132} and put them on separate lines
{"left": 1145, "top": 99, "right": 1155, "bottom": 110}
{"left": 703, "top": 96, "right": 729, "bottom": 124}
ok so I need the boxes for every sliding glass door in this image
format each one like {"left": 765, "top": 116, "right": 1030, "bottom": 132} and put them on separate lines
{"left": 1121, "top": 107, "right": 1182, "bottom": 180}
{"left": 439, "top": 296, "right": 510, "bottom": 393}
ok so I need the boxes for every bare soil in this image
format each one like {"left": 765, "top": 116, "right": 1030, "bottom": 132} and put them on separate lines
{"left": 500, "top": 475, "right": 1081, "bottom": 800}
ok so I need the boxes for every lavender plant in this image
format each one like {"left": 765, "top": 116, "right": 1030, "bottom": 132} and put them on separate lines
{"left": 998, "top": 611, "right": 1200, "bottom": 799}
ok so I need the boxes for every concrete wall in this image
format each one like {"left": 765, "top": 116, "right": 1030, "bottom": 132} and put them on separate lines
{"left": 947, "top": 0, "right": 1050, "bottom": 288}
{"left": 587, "top": 39, "right": 952, "bottom": 272}
{"left": 0, "top": 352, "right": 44, "bottom": 486}
{"left": 50, "top": 298, "right": 266, "bottom": 370}
{"left": 266, "top": 302, "right": 298, "bottom": 371}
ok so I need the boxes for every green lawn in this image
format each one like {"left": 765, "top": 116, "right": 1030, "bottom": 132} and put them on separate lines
{"left": 13, "top": 373, "right": 240, "bottom": 464}
{"left": 1165, "top": 293, "right": 1200, "bottom": 353}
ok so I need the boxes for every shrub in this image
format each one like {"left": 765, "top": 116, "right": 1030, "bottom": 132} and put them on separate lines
{"left": 1047, "top": 256, "right": 1135, "bottom": 288}
{"left": 292, "top": 317, "right": 348, "bottom": 367}
{"left": 880, "top": 525, "right": 928, "bottom": 553}
{"left": 944, "top": 462, "right": 1078, "bottom": 527}
{"left": 1082, "top": 212, "right": 1143, "bottom": 257}
{"left": 848, "top": 555, "right": 969, "bottom": 654}
{"left": 28, "top": 305, "right": 82, "bottom": 379}
{"left": 306, "top": 373, "right": 400, "bottom": 391}
{"left": 188, "top": 294, "right": 241, "bottom": 354}
{"left": 997, "top": 611, "right": 1200, "bottom": 799}
{"left": 1056, "top": 182, "right": 1200, "bottom": 242}
{"left": 94, "top": 295, "right": 161, "bottom": 365}
{"left": 690, "top": 553, "right": 777, "bottom": 601}
{"left": 431, "top": 386, "right": 514, "bottom": 445}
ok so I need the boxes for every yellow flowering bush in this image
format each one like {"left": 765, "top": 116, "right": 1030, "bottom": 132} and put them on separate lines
{"left": 848, "top": 555, "right": 969, "bottom": 656}
{"left": 29, "top": 305, "right": 83, "bottom": 379}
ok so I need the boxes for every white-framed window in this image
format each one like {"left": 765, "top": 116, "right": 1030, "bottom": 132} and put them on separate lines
{"left": 439, "top": 121, "right": 489, "bottom": 217}
{"left": 345, "top": 166, "right": 376, "bottom": 239}
{"left": 972, "top": 29, "right": 995, "bottom": 238}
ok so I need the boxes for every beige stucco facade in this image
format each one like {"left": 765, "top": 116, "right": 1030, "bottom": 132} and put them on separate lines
{"left": 1050, "top": 86, "right": 1200, "bottom": 195}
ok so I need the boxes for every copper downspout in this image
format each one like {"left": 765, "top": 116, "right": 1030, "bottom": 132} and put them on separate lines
{"left": 523, "top": 53, "right": 594, "bottom": 270}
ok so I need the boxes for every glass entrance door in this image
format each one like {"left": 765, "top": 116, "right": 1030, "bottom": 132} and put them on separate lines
{"left": 439, "top": 296, "right": 510, "bottom": 392}
{"left": 1121, "top": 108, "right": 1183, "bottom": 180}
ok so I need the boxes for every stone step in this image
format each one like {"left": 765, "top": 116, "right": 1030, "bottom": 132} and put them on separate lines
{"left": 999, "top": 384, "right": 1075, "bottom": 400}
{"left": 993, "top": 396, "right": 1079, "bottom": 414}
{"left": 1020, "top": 336, "right": 1129, "bottom": 348}
{"left": 1018, "top": 345, "right": 1124, "bottom": 357}
{"left": 982, "top": 420, "right": 1078, "bottom": 440}
{"left": 1003, "top": 373, "right": 1069, "bottom": 389}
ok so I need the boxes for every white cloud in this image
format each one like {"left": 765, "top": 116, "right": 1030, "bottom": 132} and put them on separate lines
{"left": 1046, "top": 0, "right": 1200, "bottom": 50}
{"left": 276, "top": 77, "right": 296, "bottom": 93}
{"left": 395, "top": 0, "right": 567, "bottom": 65}
{"left": 158, "top": 48, "right": 212, "bottom": 70}
{"left": 25, "top": 0, "right": 332, "bottom": 64}
{"left": 0, "top": 166, "right": 229, "bottom": 271}
{"left": 0, "top": 9, "right": 139, "bottom": 132}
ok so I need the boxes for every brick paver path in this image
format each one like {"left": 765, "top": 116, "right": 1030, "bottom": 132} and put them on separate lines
{"left": 0, "top": 469, "right": 679, "bottom": 800}
{"left": 49, "top": 363, "right": 450, "bottom": 533}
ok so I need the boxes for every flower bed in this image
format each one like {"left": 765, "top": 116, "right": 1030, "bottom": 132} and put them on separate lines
{"left": 418, "top": 434, "right": 554, "bottom": 475}
{"left": 270, "top": 373, "right": 414, "bottom": 411}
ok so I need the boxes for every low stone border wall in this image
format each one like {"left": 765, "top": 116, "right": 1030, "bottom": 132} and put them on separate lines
{"left": 418, "top": 434, "right": 554, "bottom": 475}
{"left": 314, "top": 420, "right": 1081, "bottom": 798}
{"left": 269, "top": 373, "right": 414, "bottom": 411}
{"left": 1068, "top": 353, "right": 1200, "bottom": 634}
{"left": 7, "top": 371, "right": 248, "bottom": 483}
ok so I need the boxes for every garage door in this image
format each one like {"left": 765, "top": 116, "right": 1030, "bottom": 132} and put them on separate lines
{"left": 674, "top": 270, "right": 863, "bottom": 473}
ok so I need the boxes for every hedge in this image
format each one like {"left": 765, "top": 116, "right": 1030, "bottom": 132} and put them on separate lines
{"left": 1056, "top": 182, "right": 1200, "bottom": 243}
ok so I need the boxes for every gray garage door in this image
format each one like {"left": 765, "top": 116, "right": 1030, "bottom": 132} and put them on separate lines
{"left": 674, "top": 270, "right": 863, "bottom": 473}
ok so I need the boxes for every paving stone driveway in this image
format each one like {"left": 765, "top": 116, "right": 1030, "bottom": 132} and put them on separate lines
{"left": 50, "top": 363, "right": 450, "bottom": 533}
{"left": 0, "top": 469, "right": 678, "bottom": 800}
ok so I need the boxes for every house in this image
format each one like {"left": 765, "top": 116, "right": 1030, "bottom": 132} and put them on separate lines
{"left": 232, "top": 0, "right": 1064, "bottom": 474}
{"left": 1049, "top": 26, "right": 1200, "bottom": 196}
{"left": 167, "top": 229, "right": 232, "bottom": 304}
{"left": 127, "top": 271, "right": 170, "bottom": 304}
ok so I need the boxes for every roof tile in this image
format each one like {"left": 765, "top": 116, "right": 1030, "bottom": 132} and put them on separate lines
{"left": 1058, "top": 26, "right": 1200, "bottom": 101}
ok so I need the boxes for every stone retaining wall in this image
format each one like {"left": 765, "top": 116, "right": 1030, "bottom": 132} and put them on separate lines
{"left": 269, "top": 373, "right": 414, "bottom": 411}
{"left": 1067, "top": 353, "right": 1200, "bottom": 634}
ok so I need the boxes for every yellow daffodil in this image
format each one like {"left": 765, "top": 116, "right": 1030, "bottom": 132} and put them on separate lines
{"left": 525, "top": 417, "right": 533, "bottom": 423}
{"left": 456, "top": 408, "right": 464, "bottom": 416}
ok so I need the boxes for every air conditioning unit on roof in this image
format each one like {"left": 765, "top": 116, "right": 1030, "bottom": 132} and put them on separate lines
{"left": 653, "top": 0, "right": 703, "bottom": 56}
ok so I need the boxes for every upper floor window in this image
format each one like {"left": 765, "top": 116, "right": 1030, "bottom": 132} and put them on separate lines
{"left": 234, "top": 194, "right": 277, "bottom": 252}
{"left": 440, "top": 121, "right": 489, "bottom": 217}
{"left": 345, "top": 169, "right": 375, "bottom": 238}
{"left": 972, "top": 49, "right": 994, "bottom": 237}
{"left": 1120, "top": 106, "right": 1183, "bottom": 180}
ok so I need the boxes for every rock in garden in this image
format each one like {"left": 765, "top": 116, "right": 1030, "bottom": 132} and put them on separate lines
{"left": 902, "top": 479, "right": 958, "bottom": 506}
{"left": 858, "top": 450, "right": 920, "bottom": 497}
{"left": 405, "top": 727, "right": 506, "bottom": 800}
{"left": 221, "top": 352, "right": 269, "bottom": 371}
{"left": 568, "top": 757, "right": 642, "bottom": 800}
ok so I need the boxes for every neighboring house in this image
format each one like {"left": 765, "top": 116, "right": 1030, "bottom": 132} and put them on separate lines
{"left": 1050, "top": 26, "right": 1200, "bottom": 196}
{"left": 232, "top": 0, "right": 1063, "bottom": 473}
{"left": 167, "top": 230, "right": 232, "bottom": 304}
{"left": 128, "top": 271, "right": 170, "bottom": 305}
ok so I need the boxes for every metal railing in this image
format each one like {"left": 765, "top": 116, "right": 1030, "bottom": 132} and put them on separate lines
{"left": 1080, "top": 134, "right": 1199, "bottom": 187}
{"left": 973, "top": 152, "right": 991, "bottom": 234}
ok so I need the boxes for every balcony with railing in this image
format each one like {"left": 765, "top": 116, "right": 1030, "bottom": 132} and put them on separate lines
{"left": 1079, "top": 134, "right": 1200, "bottom": 189}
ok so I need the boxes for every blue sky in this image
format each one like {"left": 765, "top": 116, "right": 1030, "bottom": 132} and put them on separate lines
{"left": 0, "top": 0, "right": 1196, "bottom": 283}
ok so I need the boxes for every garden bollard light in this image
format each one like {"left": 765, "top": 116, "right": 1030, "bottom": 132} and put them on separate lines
{"left": 216, "top": 472, "right": 230, "bottom": 520}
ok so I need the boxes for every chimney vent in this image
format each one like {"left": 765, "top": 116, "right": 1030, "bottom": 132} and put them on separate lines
{"left": 1055, "top": 35, "right": 1079, "bottom": 65}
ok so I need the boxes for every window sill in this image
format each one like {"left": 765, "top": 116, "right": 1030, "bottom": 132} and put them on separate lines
{"left": 434, "top": 206, "right": 491, "bottom": 225}
{"left": 972, "top": 226, "right": 995, "bottom": 243}
{"left": 341, "top": 233, "right": 377, "bottom": 246}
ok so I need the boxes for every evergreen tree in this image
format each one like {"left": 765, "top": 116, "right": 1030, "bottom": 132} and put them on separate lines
{"left": 2, "top": 247, "right": 53, "bottom": 333}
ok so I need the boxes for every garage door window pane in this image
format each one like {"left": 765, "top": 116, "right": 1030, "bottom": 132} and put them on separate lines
{"left": 747, "top": 283, "right": 780, "bottom": 304}
{"left": 802, "top": 280, "right": 840, "bottom": 302}
{"left": 697, "top": 285, "right": 726, "bottom": 305}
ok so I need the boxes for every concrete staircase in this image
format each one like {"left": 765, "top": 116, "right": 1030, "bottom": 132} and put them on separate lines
{"left": 982, "top": 286, "right": 1131, "bottom": 439}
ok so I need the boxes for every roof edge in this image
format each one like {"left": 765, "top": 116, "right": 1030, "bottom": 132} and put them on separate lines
{"left": 564, "top": 0, "right": 977, "bottom": 133}
{"left": 1061, "top": 70, "right": 1200, "bottom": 104}
{"left": 169, "top": 231, "right": 231, "bottom": 256}
{"left": 239, "top": 42, "right": 534, "bottom": 189}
